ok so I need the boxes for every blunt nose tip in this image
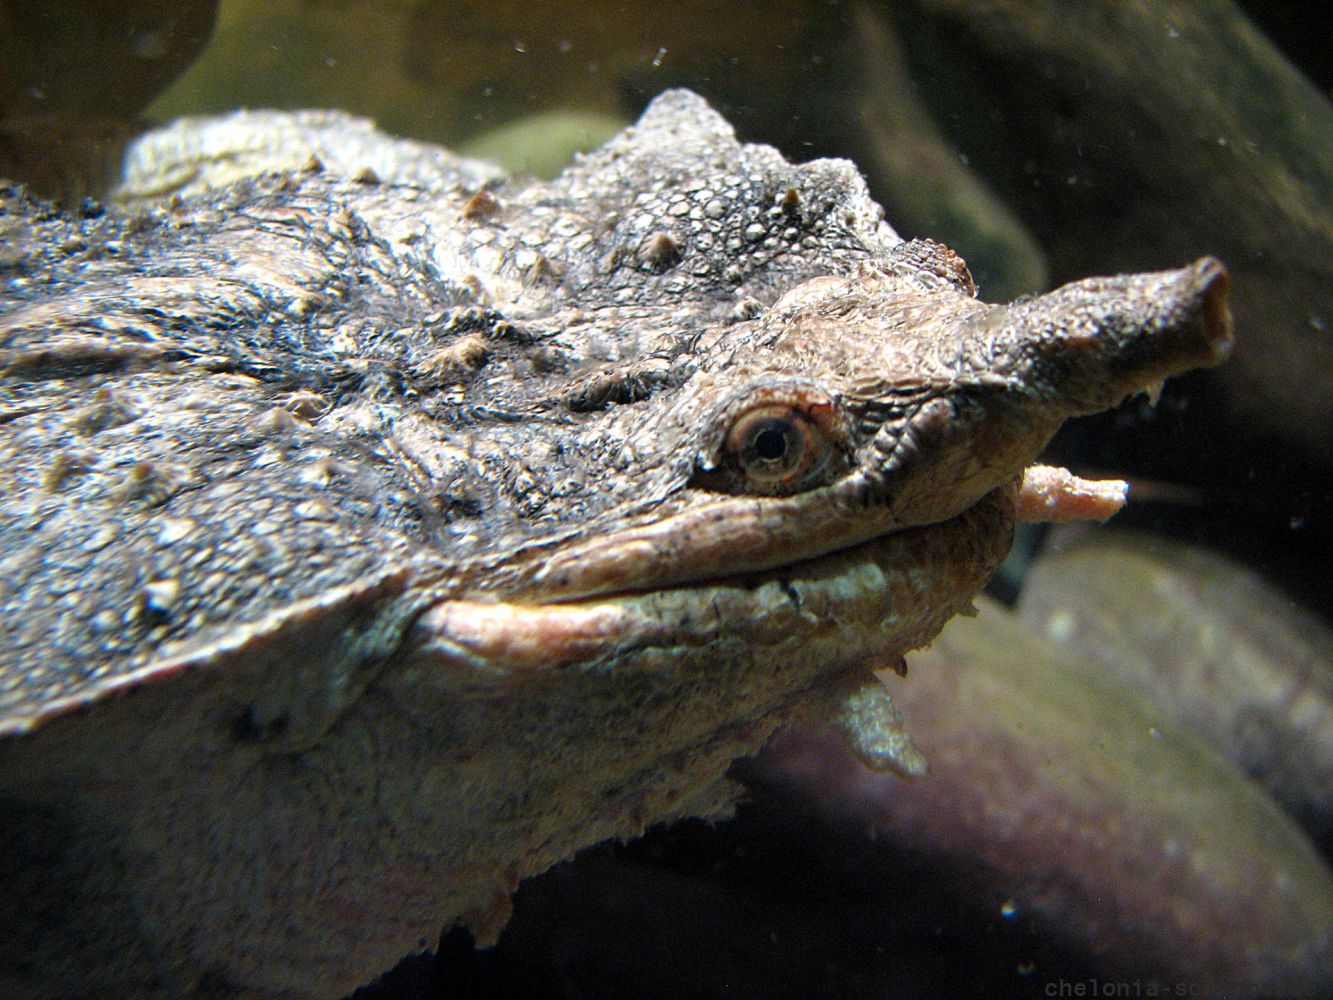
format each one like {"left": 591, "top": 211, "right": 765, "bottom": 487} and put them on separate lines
{"left": 1194, "top": 256, "right": 1234, "bottom": 362}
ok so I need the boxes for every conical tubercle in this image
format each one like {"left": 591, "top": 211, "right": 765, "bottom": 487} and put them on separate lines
{"left": 830, "top": 675, "right": 929, "bottom": 777}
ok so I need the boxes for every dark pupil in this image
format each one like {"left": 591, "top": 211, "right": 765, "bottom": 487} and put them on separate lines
{"left": 751, "top": 421, "right": 793, "bottom": 462}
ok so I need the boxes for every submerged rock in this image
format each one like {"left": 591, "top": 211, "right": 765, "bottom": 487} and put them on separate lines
{"left": 750, "top": 596, "right": 1333, "bottom": 998}
{"left": 1018, "top": 526, "right": 1333, "bottom": 848}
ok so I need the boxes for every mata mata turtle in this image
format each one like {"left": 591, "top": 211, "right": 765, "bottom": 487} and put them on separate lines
{"left": 0, "top": 91, "right": 1232, "bottom": 997}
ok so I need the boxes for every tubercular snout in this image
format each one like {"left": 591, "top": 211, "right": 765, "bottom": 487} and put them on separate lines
{"left": 1002, "top": 255, "right": 1237, "bottom": 414}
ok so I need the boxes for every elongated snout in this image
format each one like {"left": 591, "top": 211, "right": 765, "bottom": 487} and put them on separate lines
{"left": 982, "top": 257, "right": 1233, "bottom": 413}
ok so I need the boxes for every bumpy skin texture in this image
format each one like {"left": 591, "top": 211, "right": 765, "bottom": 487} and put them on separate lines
{"left": 0, "top": 91, "right": 1230, "bottom": 997}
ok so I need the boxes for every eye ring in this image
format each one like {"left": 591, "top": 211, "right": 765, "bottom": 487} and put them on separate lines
{"left": 690, "top": 386, "right": 850, "bottom": 497}
{"left": 688, "top": 394, "right": 847, "bottom": 497}
{"left": 728, "top": 406, "right": 822, "bottom": 486}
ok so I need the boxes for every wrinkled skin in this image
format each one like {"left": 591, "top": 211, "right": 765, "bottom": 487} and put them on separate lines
{"left": 0, "top": 92, "right": 1230, "bottom": 997}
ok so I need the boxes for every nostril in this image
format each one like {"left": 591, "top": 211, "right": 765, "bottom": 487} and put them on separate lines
{"left": 1195, "top": 256, "right": 1234, "bottom": 362}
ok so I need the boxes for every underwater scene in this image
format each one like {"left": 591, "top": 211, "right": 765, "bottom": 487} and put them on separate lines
{"left": 1, "top": 2, "right": 1329, "bottom": 998}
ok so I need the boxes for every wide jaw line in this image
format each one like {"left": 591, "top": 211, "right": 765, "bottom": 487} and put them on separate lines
{"left": 406, "top": 465, "right": 1123, "bottom": 685}
{"left": 505, "top": 462, "right": 1124, "bottom": 604}
{"left": 408, "top": 488, "right": 1016, "bottom": 686}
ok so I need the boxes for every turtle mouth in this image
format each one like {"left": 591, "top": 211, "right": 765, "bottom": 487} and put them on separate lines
{"left": 495, "top": 462, "right": 1126, "bottom": 606}
{"left": 406, "top": 465, "right": 1123, "bottom": 685}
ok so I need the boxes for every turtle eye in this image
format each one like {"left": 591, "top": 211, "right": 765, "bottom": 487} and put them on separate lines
{"left": 728, "top": 406, "right": 824, "bottom": 487}
{"left": 692, "top": 397, "right": 846, "bottom": 496}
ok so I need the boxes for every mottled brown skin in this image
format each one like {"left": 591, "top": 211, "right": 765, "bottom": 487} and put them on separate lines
{"left": 0, "top": 92, "right": 1231, "bottom": 997}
